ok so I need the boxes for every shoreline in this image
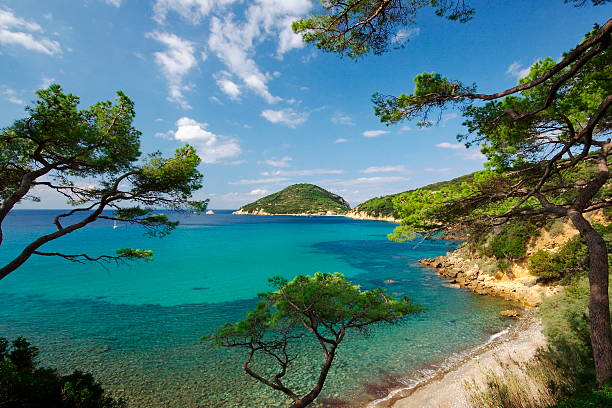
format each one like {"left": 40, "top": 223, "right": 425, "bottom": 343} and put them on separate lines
{"left": 231, "top": 210, "right": 401, "bottom": 223}
{"left": 366, "top": 316, "right": 545, "bottom": 408}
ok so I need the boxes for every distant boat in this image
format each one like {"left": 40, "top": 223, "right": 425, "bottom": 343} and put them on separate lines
{"left": 206, "top": 210, "right": 215, "bottom": 215}
{"left": 113, "top": 220, "right": 119, "bottom": 229}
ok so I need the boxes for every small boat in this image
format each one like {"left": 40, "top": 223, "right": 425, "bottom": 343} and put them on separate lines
{"left": 206, "top": 210, "right": 215, "bottom": 215}
{"left": 113, "top": 220, "right": 119, "bottom": 229}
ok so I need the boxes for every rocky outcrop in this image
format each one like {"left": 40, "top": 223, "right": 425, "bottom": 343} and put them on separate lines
{"left": 420, "top": 250, "right": 560, "bottom": 307}
{"left": 344, "top": 210, "right": 401, "bottom": 223}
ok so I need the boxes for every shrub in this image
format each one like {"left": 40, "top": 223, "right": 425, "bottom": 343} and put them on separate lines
{"left": 486, "top": 221, "right": 540, "bottom": 268}
{"left": 545, "top": 219, "right": 567, "bottom": 237}
{"left": 0, "top": 337, "right": 125, "bottom": 408}
{"left": 529, "top": 250, "right": 561, "bottom": 279}
{"left": 551, "top": 382, "right": 612, "bottom": 408}
{"left": 528, "top": 235, "right": 590, "bottom": 283}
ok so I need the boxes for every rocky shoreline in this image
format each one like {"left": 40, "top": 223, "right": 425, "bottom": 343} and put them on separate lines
{"left": 343, "top": 210, "right": 401, "bottom": 223}
{"left": 232, "top": 208, "right": 401, "bottom": 223}
{"left": 419, "top": 250, "right": 560, "bottom": 307}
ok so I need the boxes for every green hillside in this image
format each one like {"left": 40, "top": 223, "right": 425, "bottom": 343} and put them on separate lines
{"left": 352, "top": 172, "right": 476, "bottom": 218}
{"left": 237, "top": 184, "right": 350, "bottom": 215}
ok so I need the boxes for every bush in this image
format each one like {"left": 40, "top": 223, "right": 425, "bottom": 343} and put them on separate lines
{"left": 528, "top": 233, "right": 594, "bottom": 283}
{"left": 529, "top": 250, "right": 561, "bottom": 279}
{"left": 551, "top": 382, "right": 612, "bottom": 408}
{"left": 486, "top": 221, "right": 540, "bottom": 269}
{"left": 0, "top": 337, "right": 125, "bottom": 408}
{"left": 544, "top": 219, "right": 566, "bottom": 237}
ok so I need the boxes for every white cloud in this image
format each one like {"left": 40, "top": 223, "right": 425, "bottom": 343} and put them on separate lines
{"left": 229, "top": 177, "right": 289, "bottom": 185}
{"left": 153, "top": 0, "right": 238, "bottom": 24}
{"left": 2, "top": 88, "right": 23, "bottom": 105}
{"left": 331, "top": 112, "right": 354, "bottom": 126}
{"left": 0, "top": 7, "right": 61, "bottom": 55}
{"left": 261, "top": 108, "right": 308, "bottom": 127}
{"left": 361, "top": 165, "right": 408, "bottom": 174}
{"left": 435, "top": 141, "right": 485, "bottom": 160}
{"left": 249, "top": 188, "right": 268, "bottom": 195}
{"left": 458, "top": 150, "right": 486, "bottom": 160}
{"left": 104, "top": 0, "right": 122, "bottom": 7}
{"left": 170, "top": 117, "right": 241, "bottom": 163}
{"left": 334, "top": 138, "right": 348, "bottom": 144}
{"left": 40, "top": 77, "right": 54, "bottom": 88}
{"left": 506, "top": 61, "right": 531, "bottom": 79}
{"left": 261, "top": 169, "right": 345, "bottom": 177}
{"left": 391, "top": 27, "right": 420, "bottom": 45}
{"left": 363, "top": 130, "right": 390, "bottom": 138}
{"left": 214, "top": 72, "right": 242, "bottom": 100}
{"left": 399, "top": 125, "right": 411, "bottom": 132}
{"left": 261, "top": 156, "right": 292, "bottom": 167}
{"left": 330, "top": 176, "right": 410, "bottom": 187}
{"left": 424, "top": 167, "right": 452, "bottom": 173}
{"left": 146, "top": 31, "right": 197, "bottom": 109}
{"left": 204, "top": 1, "right": 312, "bottom": 103}
{"left": 435, "top": 142, "right": 464, "bottom": 149}
{"left": 442, "top": 112, "right": 458, "bottom": 122}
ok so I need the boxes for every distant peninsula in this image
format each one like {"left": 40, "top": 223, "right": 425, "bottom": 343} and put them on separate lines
{"left": 233, "top": 183, "right": 350, "bottom": 215}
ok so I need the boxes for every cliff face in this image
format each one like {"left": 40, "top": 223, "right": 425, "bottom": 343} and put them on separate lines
{"left": 344, "top": 210, "right": 401, "bottom": 223}
{"left": 420, "top": 221, "right": 584, "bottom": 307}
{"left": 235, "top": 184, "right": 350, "bottom": 215}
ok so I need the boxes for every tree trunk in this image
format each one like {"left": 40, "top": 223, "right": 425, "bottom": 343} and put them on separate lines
{"left": 568, "top": 210, "right": 612, "bottom": 383}
{"left": 289, "top": 348, "right": 336, "bottom": 408}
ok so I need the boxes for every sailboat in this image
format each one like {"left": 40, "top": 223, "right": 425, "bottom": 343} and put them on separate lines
{"left": 113, "top": 220, "right": 119, "bottom": 229}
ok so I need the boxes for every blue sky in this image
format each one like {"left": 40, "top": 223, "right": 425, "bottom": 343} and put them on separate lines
{"left": 1, "top": 0, "right": 608, "bottom": 209}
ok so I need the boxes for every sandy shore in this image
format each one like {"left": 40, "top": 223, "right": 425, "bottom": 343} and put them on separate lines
{"left": 366, "top": 317, "right": 546, "bottom": 408}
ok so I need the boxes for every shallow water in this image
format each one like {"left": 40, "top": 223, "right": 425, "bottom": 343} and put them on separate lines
{"left": 0, "top": 210, "right": 511, "bottom": 407}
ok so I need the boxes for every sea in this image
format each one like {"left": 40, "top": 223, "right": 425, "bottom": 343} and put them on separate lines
{"left": 0, "top": 210, "right": 512, "bottom": 407}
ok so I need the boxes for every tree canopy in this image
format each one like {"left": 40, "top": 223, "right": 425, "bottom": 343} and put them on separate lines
{"left": 205, "top": 273, "right": 421, "bottom": 408}
{"left": 0, "top": 85, "right": 207, "bottom": 279}
{"left": 384, "top": 21, "right": 612, "bottom": 384}
{"left": 0, "top": 336, "right": 125, "bottom": 408}
{"left": 293, "top": 1, "right": 610, "bottom": 58}
{"left": 295, "top": 0, "right": 612, "bottom": 385}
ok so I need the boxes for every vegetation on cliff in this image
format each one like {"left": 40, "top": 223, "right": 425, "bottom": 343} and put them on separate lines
{"left": 352, "top": 173, "right": 475, "bottom": 218}
{"left": 237, "top": 184, "right": 350, "bottom": 215}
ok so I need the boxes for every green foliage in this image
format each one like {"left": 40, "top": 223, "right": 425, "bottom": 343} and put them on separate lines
{"left": 207, "top": 273, "right": 422, "bottom": 346}
{"left": 539, "top": 278, "right": 604, "bottom": 382}
{"left": 115, "top": 248, "right": 154, "bottom": 261}
{"left": 293, "top": 1, "right": 474, "bottom": 57}
{"left": 238, "top": 184, "right": 350, "bottom": 214}
{"left": 551, "top": 382, "right": 612, "bottom": 408}
{"left": 354, "top": 172, "right": 477, "bottom": 218}
{"left": 353, "top": 195, "right": 398, "bottom": 217}
{"left": 529, "top": 223, "right": 611, "bottom": 282}
{"left": 205, "top": 273, "right": 422, "bottom": 403}
{"left": 529, "top": 236, "right": 589, "bottom": 281}
{"left": 0, "top": 337, "right": 125, "bottom": 408}
{"left": 0, "top": 85, "right": 207, "bottom": 276}
{"left": 487, "top": 221, "right": 540, "bottom": 265}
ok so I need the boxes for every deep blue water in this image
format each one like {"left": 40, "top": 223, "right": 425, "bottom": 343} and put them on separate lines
{"left": 0, "top": 210, "right": 511, "bottom": 407}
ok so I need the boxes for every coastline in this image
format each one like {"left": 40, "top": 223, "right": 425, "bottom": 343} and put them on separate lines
{"left": 232, "top": 209, "right": 401, "bottom": 223}
{"left": 367, "top": 316, "right": 545, "bottom": 408}
{"left": 361, "top": 240, "right": 562, "bottom": 407}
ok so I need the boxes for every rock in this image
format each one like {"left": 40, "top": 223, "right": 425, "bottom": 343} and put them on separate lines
{"left": 500, "top": 309, "right": 521, "bottom": 318}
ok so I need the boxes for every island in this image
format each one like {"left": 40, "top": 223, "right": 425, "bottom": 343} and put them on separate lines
{"left": 233, "top": 183, "right": 350, "bottom": 215}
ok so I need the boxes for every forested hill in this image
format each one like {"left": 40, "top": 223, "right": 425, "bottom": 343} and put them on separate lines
{"left": 235, "top": 184, "right": 351, "bottom": 215}
{"left": 351, "top": 172, "right": 476, "bottom": 218}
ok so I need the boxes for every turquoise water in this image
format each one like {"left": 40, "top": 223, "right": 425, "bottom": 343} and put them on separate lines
{"left": 0, "top": 210, "right": 512, "bottom": 407}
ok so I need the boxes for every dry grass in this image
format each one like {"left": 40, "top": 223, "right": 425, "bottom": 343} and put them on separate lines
{"left": 464, "top": 353, "right": 577, "bottom": 408}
